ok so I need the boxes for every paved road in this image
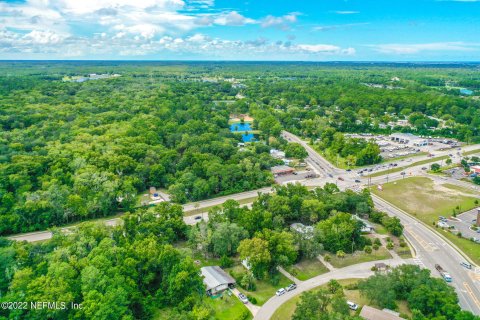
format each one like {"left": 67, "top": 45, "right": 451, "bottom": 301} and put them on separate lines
{"left": 6, "top": 131, "right": 480, "bottom": 315}
{"left": 253, "top": 258, "right": 406, "bottom": 320}
{"left": 373, "top": 195, "right": 480, "bottom": 314}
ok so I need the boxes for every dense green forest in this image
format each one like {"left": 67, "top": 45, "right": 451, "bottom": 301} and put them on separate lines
{"left": 1, "top": 183, "right": 477, "bottom": 319}
{"left": 1, "top": 61, "right": 480, "bottom": 235}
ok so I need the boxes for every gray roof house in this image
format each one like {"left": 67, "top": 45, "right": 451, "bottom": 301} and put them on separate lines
{"left": 200, "top": 266, "right": 236, "bottom": 295}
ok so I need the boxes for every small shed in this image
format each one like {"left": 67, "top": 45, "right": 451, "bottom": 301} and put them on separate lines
{"left": 374, "top": 262, "right": 388, "bottom": 272}
{"left": 360, "top": 305, "right": 402, "bottom": 320}
{"left": 200, "top": 266, "right": 236, "bottom": 296}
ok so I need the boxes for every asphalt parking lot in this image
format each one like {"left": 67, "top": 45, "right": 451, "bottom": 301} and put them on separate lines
{"left": 274, "top": 171, "right": 318, "bottom": 184}
{"left": 447, "top": 208, "right": 480, "bottom": 240}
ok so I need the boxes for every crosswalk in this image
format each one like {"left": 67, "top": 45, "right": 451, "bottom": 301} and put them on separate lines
{"left": 413, "top": 257, "right": 426, "bottom": 269}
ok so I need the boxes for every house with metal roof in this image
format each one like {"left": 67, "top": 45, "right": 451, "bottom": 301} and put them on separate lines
{"left": 360, "top": 306, "right": 402, "bottom": 320}
{"left": 200, "top": 266, "right": 236, "bottom": 296}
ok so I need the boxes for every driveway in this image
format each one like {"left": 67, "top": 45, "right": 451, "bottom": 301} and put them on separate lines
{"left": 253, "top": 258, "right": 405, "bottom": 320}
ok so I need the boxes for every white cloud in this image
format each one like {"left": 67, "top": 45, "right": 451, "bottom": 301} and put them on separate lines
{"left": 371, "top": 42, "right": 479, "bottom": 54}
{"left": 313, "top": 22, "right": 370, "bottom": 32}
{"left": 297, "top": 44, "right": 356, "bottom": 55}
{"left": 261, "top": 13, "right": 300, "bottom": 30}
{"left": 213, "top": 11, "right": 255, "bottom": 26}
{"left": 335, "top": 11, "right": 360, "bottom": 14}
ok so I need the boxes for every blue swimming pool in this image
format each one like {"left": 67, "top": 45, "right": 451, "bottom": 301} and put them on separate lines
{"left": 242, "top": 133, "right": 256, "bottom": 142}
{"left": 230, "top": 123, "right": 251, "bottom": 132}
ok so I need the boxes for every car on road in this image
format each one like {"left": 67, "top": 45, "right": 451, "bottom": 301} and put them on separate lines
{"left": 461, "top": 262, "right": 472, "bottom": 269}
{"left": 194, "top": 216, "right": 202, "bottom": 220}
{"left": 346, "top": 169, "right": 351, "bottom": 172}
{"left": 238, "top": 293, "right": 249, "bottom": 304}
{"left": 286, "top": 283, "right": 297, "bottom": 291}
{"left": 276, "top": 288, "right": 286, "bottom": 296}
{"left": 347, "top": 301, "right": 358, "bottom": 311}
{"left": 421, "top": 167, "right": 427, "bottom": 170}
{"left": 401, "top": 171, "right": 406, "bottom": 175}
{"left": 328, "top": 174, "right": 333, "bottom": 178}
{"left": 354, "top": 179, "right": 361, "bottom": 183}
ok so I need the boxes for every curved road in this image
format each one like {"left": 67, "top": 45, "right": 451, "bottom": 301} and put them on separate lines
{"left": 253, "top": 258, "right": 406, "bottom": 320}
{"left": 6, "top": 131, "right": 480, "bottom": 316}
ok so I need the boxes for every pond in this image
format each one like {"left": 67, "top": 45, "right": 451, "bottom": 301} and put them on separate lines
{"left": 460, "top": 88, "right": 473, "bottom": 95}
{"left": 230, "top": 122, "right": 251, "bottom": 132}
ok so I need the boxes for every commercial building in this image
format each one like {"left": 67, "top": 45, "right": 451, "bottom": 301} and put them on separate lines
{"left": 390, "top": 133, "right": 428, "bottom": 146}
{"left": 471, "top": 165, "right": 480, "bottom": 174}
{"left": 200, "top": 266, "right": 236, "bottom": 296}
{"left": 360, "top": 306, "right": 402, "bottom": 320}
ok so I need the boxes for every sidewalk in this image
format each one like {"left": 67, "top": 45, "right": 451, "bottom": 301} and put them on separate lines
{"left": 317, "top": 255, "right": 336, "bottom": 271}
{"left": 278, "top": 266, "right": 302, "bottom": 284}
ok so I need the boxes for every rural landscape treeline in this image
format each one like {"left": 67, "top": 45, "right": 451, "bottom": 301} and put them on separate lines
{"left": 1, "top": 62, "right": 480, "bottom": 320}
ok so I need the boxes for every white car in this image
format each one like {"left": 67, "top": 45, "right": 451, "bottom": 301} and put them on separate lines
{"left": 347, "top": 301, "right": 358, "bottom": 311}
{"left": 461, "top": 262, "right": 472, "bottom": 269}
{"left": 275, "top": 288, "right": 286, "bottom": 296}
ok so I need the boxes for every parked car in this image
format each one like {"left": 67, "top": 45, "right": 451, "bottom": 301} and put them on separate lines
{"left": 338, "top": 177, "right": 344, "bottom": 181}
{"left": 354, "top": 179, "right": 361, "bottom": 183}
{"left": 347, "top": 301, "right": 358, "bottom": 311}
{"left": 461, "top": 262, "right": 472, "bottom": 269}
{"left": 346, "top": 169, "right": 351, "bottom": 172}
{"left": 275, "top": 288, "right": 286, "bottom": 296}
{"left": 194, "top": 216, "right": 202, "bottom": 220}
{"left": 238, "top": 293, "right": 248, "bottom": 304}
{"left": 286, "top": 283, "right": 297, "bottom": 292}
{"left": 421, "top": 167, "right": 427, "bottom": 170}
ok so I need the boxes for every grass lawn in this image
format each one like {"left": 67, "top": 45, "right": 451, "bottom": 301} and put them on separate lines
{"left": 285, "top": 258, "right": 329, "bottom": 281}
{"left": 228, "top": 265, "right": 292, "bottom": 306}
{"left": 371, "top": 177, "right": 478, "bottom": 224}
{"left": 372, "top": 177, "right": 480, "bottom": 264}
{"left": 203, "top": 293, "right": 252, "bottom": 320}
{"left": 440, "top": 229, "right": 480, "bottom": 265}
{"left": 154, "top": 294, "right": 251, "bottom": 320}
{"left": 271, "top": 278, "right": 411, "bottom": 320}
{"left": 327, "top": 247, "right": 392, "bottom": 269}
{"left": 367, "top": 155, "right": 449, "bottom": 178}
{"left": 463, "top": 149, "right": 480, "bottom": 156}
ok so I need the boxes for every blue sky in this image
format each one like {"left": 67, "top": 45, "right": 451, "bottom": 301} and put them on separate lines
{"left": 0, "top": 0, "right": 479, "bottom": 60}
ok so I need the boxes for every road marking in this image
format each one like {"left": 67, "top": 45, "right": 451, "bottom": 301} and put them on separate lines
{"left": 405, "top": 226, "right": 438, "bottom": 252}
{"left": 464, "top": 283, "right": 480, "bottom": 309}
{"left": 413, "top": 258, "right": 426, "bottom": 268}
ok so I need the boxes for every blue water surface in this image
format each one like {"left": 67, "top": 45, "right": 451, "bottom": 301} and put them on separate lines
{"left": 230, "top": 122, "right": 252, "bottom": 132}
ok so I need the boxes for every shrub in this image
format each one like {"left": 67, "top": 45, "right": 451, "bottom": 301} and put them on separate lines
{"left": 372, "top": 243, "right": 379, "bottom": 251}
{"left": 364, "top": 246, "right": 373, "bottom": 254}
{"left": 247, "top": 295, "right": 257, "bottom": 305}
{"left": 324, "top": 254, "right": 331, "bottom": 262}
{"left": 220, "top": 255, "right": 233, "bottom": 268}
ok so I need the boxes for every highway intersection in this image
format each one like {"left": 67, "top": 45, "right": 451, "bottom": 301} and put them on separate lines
{"left": 7, "top": 131, "right": 480, "bottom": 316}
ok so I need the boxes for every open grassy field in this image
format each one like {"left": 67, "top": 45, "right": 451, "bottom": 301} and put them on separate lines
{"left": 271, "top": 278, "right": 410, "bottom": 320}
{"left": 371, "top": 177, "right": 478, "bottom": 224}
{"left": 372, "top": 177, "right": 480, "bottom": 264}
{"left": 285, "top": 258, "right": 329, "bottom": 281}
{"left": 327, "top": 247, "right": 392, "bottom": 269}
